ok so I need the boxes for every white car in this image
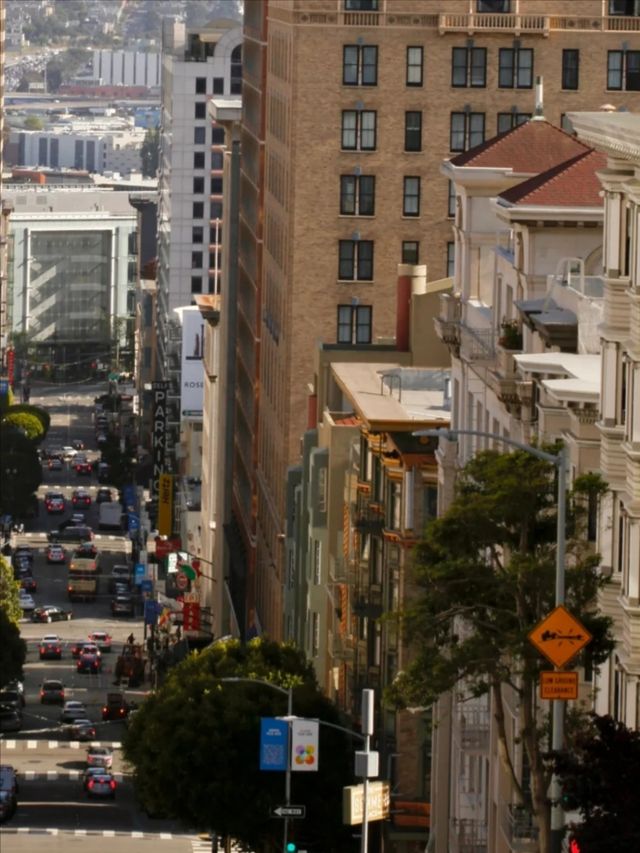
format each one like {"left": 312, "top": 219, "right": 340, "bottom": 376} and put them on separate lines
{"left": 86, "top": 746, "right": 113, "bottom": 769}
{"left": 19, "top": 590, "right": 35, "bottom": 611}
{"left": 61, "top": 446, "right": 78, "bottom": 459}
{"left": 60, "top": 700, "right": 88, "bottom": 723}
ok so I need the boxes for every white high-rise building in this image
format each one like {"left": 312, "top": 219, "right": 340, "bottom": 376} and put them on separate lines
{"left": 156, "top": 18, "right": 242, "bottom": 385}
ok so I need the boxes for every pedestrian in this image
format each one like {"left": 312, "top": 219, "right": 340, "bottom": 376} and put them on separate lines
{"left": 127, "top": 632, "right": 135, "bottom": 645}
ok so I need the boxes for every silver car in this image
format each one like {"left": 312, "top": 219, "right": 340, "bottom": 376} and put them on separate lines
{"left": 60, "top": 700, "right": 87, "bottom": 723}
{"left": 86, "top": 772, "right": 117, "bottom": 799}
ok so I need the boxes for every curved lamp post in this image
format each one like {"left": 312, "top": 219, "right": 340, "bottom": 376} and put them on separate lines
{"left": 413, "top": 428, "right": 567, "bottom": 853}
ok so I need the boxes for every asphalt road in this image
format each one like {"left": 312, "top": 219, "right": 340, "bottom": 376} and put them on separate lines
{"left": 1, "top": 381, "right": 203, "bottom": 852}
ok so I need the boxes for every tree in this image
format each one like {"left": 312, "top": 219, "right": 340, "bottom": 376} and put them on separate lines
{"left": 0, "top": 555, "right": 22, "bottom": 627}
{"left": 2, "top": 404, "right": 50, "bottom": 442}
{"left": 387, "top": 449, "right": 614, "bottom": 853}
{"left": 24, "top": 115, "right": 44, "bottom": 131}
{"left": 553, "top": 714, "right": 640, "bottom": 851}
{"left": 0, "top": 608, "right": 26, "bottom": 689}
{"left": 123, "top": 638, "right": 356, "bottom": 851}
{"left": 140, "top": 127, "right": 159, "bottom": 178}
{"left": 0, "top": 423, "right": 43, "bottom": 516}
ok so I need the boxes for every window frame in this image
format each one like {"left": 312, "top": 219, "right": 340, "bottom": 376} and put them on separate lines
{"left": 447, "top": 180, "right": 456, "bottom": 218}
{"left": 337, "top": 304, "right": 373, "bottom": 344}
{"left": 498, "top": 47, "right": 534, "bottom": 89}
{"left": 608, "top": 49, "right": 640, "bottom": 90}
{"left": 195, "top": 76, "right": 206, "bottom": 94}
{"left": 477, "top": 0, "right": 511, "bottom": 11}
{"left": 450, "top": 111, "right": 485, "bottom": 152}
{"left": 404, "top": 110, "right": 423, "bottom": 152}
{"left": 402, "top": 241, "right": 419, "bottom": 265}
{"left": 446, "top": 242, "right": 455, "bottom": 278}
{"left": 403, "top": 176, "right": 421, "bottom": 217}
{"left": 343, "top": 44, "right": 378, "bottom": 86}
{"left": 562, "top": 49, "right": 580, "bottom": 90}
{"left": 341, "top": 109, "right": 377, "bottom": 151}
{"left": 338, "top": 239, "right": 374, "bottom": 281}
{"left": 496, "top": 112, "right": 531, "bottom": 134}
{"left": 194, "top": 126, "right": 206, "bottom": 145}
{"left": 406, "top": 46, "right": 424, "bottom": 87}
{"left": 452, "top": 46, "right": 487, "bottom": 88}
{"left": 340, "top": 174, "right": 376, "bottom": 216}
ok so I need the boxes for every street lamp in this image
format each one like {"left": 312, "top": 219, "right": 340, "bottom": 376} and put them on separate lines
{"left": 217, "top": 677, "right": 293, "bottom": 853}
{"left": 413, "top": 428, "right": 567, "bottom": 853}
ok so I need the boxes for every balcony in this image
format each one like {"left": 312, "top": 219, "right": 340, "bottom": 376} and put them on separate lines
{"left": 456, "top": 705, "right": 490, "bottom": 750}
{"left": 450, "top": 817, "right": 488, "bottom": 853}
{"left": 500, "top": 804, "right": 538, "bottom": 852}
{"left": 434, "top": 292, "right": 462, "bottom": 354}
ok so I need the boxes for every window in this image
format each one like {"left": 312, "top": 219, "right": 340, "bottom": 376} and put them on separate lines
{"left": 193, "top": 177, "right": 204, "bottom": 194}
{"left": 450, "top": 111, "right": 485, "bottom": 151}
{"left": 343, "top": 45, "right": 378, "bottom": 86}
{"left": 191, "top": 276, "right": 203, "bottom": 294}
{"left": 403, "top": 176, "right": 421, "bottom": 216}
{"left": 194, "top": 102, "right": 206, "bottom": 119}
{"left": 194, "top": 126, "right": 206, "bottom": 144}
{"left": 313, "top": 540, "right": 321, "bottom": 585}
{"left": 447, "top": 180, "right": 456, "bottom": 217}
{"left": 193, "top": 151, "right": 205, "bottom": 169}
{"left": 447, "top": 242, "right": 455, "bottom": 277}
{"left": 608, "top": 50, "right": 640, "bottom": 90}
{"left": 609, "top": 0, "right": 640, "bottom": 14}
{"left": 192, "top": 226, "right": 203, "bottom": 244}
{"left": 341, "top": 110, "right": 377, "bottom": 150}
{"left": 497, "top": 112, "right": 531, "bottom": 134}
{"left": 213, "top": 77, "right": 224, "bottom": 95}
{"left": 402, "top": 241, "right": 419, "bottom": 264}
{"left": 195, "top": 77, "right": 206, "bottom": 94}
{"left": 344, "top": 0, "right": 379, "bottom": 9}
{"left": 340, "top": 175, "right": 375, "bottom": 215}
{"left": 210, "top": 201, "right": 223, "bottom": 218}
{"left": 337, "top": 304, "right": 372, "bottom": 343}
{"left": 230, "top": 45, "right": 242, "bottom": 95}
{"left": 404, "top": 111, "right": 422, "bottom": 151}
{"left": 192, "top": 201, "right": 204, "bottom": 219}
{"left": 212, "top": 126, "right": 225, "bottom": 145}
{"left": 211, "top": 176, "right": 223, "bottom": 194}
{"left": 477, "top": 0, "right": 510, "bottom": 10}
{"left": 406, "top": 46, "right": 423, "bottom": 86}
{"left": 339, "top": 240, "right": 374, "bottom": 281}
{"left": 210, "top": 224, "right": 222, "bottom": 244}
{"left": 192, "top": 251, "right": 203, "bottom": 269}
{"left": 452, "top": 46, "right": 487, "bottom": 87}
{"left": 499, "top": 47, "right": 533, "bottom": 88}
{"left": 562, "top": 49, "right": 580, "bottom": 90}
{"left": 211, "top": 151, "right": 224, "bottom": 170}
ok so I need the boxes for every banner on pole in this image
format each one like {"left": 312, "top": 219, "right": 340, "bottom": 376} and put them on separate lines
{"left": 290, "top": 719, "right": 319, "bottom": 772}
{"left": 157, "top": 473, "right": 173, "bottom": 536}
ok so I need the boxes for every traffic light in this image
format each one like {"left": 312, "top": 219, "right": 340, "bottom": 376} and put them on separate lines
{"left": 286, "top": 844, "right": 296, "bottom": 852}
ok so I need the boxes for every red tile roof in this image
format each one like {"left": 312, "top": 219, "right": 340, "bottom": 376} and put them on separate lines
{"left": 449, "top": 119, "right": 591, "bottom": 173}
{"left": 498, "top": 149, "right": 607, "bottom": 208}
{"left": 334, "top": 415, "right": 360, "bottom": 426}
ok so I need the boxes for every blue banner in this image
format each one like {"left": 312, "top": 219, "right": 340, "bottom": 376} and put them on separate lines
{"left": 143, "top": 599, "right": 161, "bottom": 625}
{"left": 259, "top": 717, "right": 289, "bottom": 772}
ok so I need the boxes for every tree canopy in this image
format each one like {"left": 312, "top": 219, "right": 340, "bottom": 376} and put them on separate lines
{"left": 2, "top": 404, "right": 50, "bottom": 441}
{"left": 0, "top": 607, "right": 26, "bottom": 689}
{"left": 0, "top": 424, "right": 43, "bottom": 516}
{"left": 554, "top": 714, "right": 640, "bottom": 852}
{"left": 0, "top": 555, "right": 23, "bottom": 627}
{"left": 388, "top": 449, "right": 614, "bottom": 853}
{"left": 123, "top": 638, "right": 356, "bottom": 851}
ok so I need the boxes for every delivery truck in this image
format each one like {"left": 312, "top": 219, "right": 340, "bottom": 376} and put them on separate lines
{"left": 98, "top": 501, "right": 123, "bottom": 531}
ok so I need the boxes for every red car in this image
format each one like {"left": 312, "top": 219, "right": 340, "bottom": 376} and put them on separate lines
{"left": 72, "top": 490, "right": 91, "bottom": 507}
{"left": 45, "top": 493, "right": 65, "bottom": 513}
{"left": 75, "top": 462, "right": 92, "bottom": 476}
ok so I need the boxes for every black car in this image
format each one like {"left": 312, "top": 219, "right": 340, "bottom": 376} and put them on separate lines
{"left": 14, "top": 566, "right": 37, "bottom": 592}
{"left": 96, "top": 487, "right": 112, "bottom": 504}
{"left": 111, "top": 595, "right": 135, "bottom": 617}
{"left": 32, "top": 605, "right": 72, "bottom": 623}
{"left": 12, "top": 547, "right": 34, "bottom": 569}
{"left": 0, "top": 689, "right": 24, "bottom": 711}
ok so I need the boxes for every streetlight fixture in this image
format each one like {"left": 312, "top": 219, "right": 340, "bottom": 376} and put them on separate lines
{"left": 413, "top": 428, "right": 567, "bottom": 853}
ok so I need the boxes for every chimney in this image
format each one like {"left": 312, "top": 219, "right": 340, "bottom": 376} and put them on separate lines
{"left": 533, "top": 75, "right": 544, "bottom": 120}
{"left": 396, "top": 265, "right": 413, "bottom": 351}
{"left": 307, "top": 389, "right": 317, "bottom": 429}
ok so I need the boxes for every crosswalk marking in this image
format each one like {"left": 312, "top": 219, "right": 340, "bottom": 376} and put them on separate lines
{"left": 27, "top": 740, "right": 37, "bottom": 749}
{"left": 160, "top": 833, "right": 172, "bottom": 840}
{"left": 1, "top": 740, "right": 121, "bottom": 750}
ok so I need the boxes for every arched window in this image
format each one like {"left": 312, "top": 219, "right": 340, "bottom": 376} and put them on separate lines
{"left": 231, "top": 45, "right": 242, "bottom": 95}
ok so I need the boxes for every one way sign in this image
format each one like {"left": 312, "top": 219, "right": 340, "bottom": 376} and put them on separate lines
{"left": 272, "top": 805, "right": 306, "bottom": 819}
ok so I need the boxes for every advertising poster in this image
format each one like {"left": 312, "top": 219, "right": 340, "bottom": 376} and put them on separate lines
{"left": 177, "top": 305, "right": 204, "bottom": 419}
{"left": 260, "top": 718, "right": 289, "bottom": 772}
{"left": 290, "top": 719, "right": 319, "bottom": 772}
{"left": 157, "top": 472, "right": 173, "bottom": 536}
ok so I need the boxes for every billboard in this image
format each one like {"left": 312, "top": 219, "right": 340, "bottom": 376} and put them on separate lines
{"left": 178, "top": 306, "right": 204, "bottom": 419}
{"left": 151, "top": 381, "right": 169, "bottom": 501}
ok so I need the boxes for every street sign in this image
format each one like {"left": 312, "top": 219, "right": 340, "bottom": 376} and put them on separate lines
{"left": 343, "top": 781, "right": 390, "bottom": 825}
{"left": 134, "top": 563, "right": 145, "bottom": 585}
{"left": 528, "top": 605, "right": 592, "bottom": 669}
{"left": 540, "top": 671, "right": 579, "bottom": 701}
{"left": 272, "top": 805, "right": 306, "bottom": 819}
{"left": 175, "top": 571, "right": 189, "bottom": 591}
{"left": 140, "top": 579, "right": 153, "bottom": 594}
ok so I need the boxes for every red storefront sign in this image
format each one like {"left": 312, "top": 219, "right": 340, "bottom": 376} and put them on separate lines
{"left": 7, "top": 349, "right": 15, "bottom": 384}
{"left": 155, "top": 536, "right": 182, "bottom": 559}
{"left": 183, "top": 601, "right": 201, "bottom": 631}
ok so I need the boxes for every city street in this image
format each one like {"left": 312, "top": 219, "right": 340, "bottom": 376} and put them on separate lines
{"left": 1, "top": 381, "right": 202, "bottom": 852}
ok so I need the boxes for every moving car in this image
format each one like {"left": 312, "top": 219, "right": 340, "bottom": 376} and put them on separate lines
{"left": 61, "top": 446, "right": 77, "bottom": 459}
{"left": 86, "top": 746, "right": 113, "bottom": 769}
{"left": 12, "top": 546, "right": 34, "bottom": 568}
{"left": 45, "top": 544, "right": 66, "bottom": 564}
{"left": 40, "top": 679, "right": 65, "bottom": 704}
{"left": 68, "top": 719, "right": 96, "bottom": 741}
{"left": 88, "top": 631, "right": 111, "bottom": 652}
{"left": 15, "top": 566, "right": 36, "bottom": 593}
{"left": 0, "top": 689, "right": 23, "bottom": 712}
{"left": 0, "top": 707, "right": 22, "bottom": 734}
{"left": 71, "top": 489, "right": 91, "bottom": 508}
{"left": 75, "top": 461, "right": 92, "bottom": 476}
{"left": 86, "top": 772, "right": 117, "bottom": 799}
{"left": 70, "top": 513, "right": 86, "bottom": 525}
{"left": 19, "top": 589, "right": 35, "bottom": 611}
{"left": 74, "top": 542, "right": 98, "bottom": 559}
{"left": 109, "top": 564, "right": 131, "bottom": 591}
{"left": 60, "top": 700, "right": 88, "bottom": 723}
{"left": 111, "top": 594, "right": 134, "bottom": 617}
{"left": 96, "top": 487, "right": 112, "bottom": 504}
{"left": 77, "top": 649, "right": 102, "bottom": 674}
{"left": 71, "top": 439, "right": 85, "bottom": 450}
{"left": 98, "top": 501, "right": 122, "bottom": 530}
{"left": 39, "top": 635, "right": 62, "bottom": 660}
{"left": 48, "top": 525, "right": 93, "bottom": 544}
{"left": 101, "top": 691, "right": 134, "bottom": 721}
{"left": 48, "top": 458, "right": 63, "bottom": 471}
{"left": 44, "top": 492, "right": 65, "bottom": 513}
{"left": 0, "top": 765, "right": 18, "bottom": 821}
{"left": 32, "top": 605, "right": 72, "bottom": 623}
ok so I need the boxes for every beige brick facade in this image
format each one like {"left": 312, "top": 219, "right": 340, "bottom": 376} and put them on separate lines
{"left": 234, "top": 0, "right": 640, "bottom": 639}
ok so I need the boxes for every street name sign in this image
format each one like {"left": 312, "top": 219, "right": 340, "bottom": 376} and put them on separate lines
{"left": 272, "top": 805, "right": 306, "bottom": 819}
{"left": 528, "top": 605, "right": 592, "bottom": 669}
{"left": 540, "top": 671, "right": 579, "bottom": 701}
{"left": 343, "top": 781, "right": 390, "bottom": 825}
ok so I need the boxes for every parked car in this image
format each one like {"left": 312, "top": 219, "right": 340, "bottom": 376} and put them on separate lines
{"left": 12, "top": 547, "right": 33, "bottom": 568}
{"left": 69, "top": 719, "right": 96, "bottom": 741}
{"left": 111, "top": 594, "right": 135, "bottom": 617}
{"left": 40, "top": 679, "right": 65, "bottom": 704}
{"left": 0, "top": 765, "right": 19, "bottom": 820}
{"left": 19, "top": 590, "right": 35, "bottom": 612}
{"left": 86, "top": 772, "right": 117, "bottom": 799}
{"left": 39, "top": 635, "right": 62, "bottom": 660}
{"left": 45, "top": 544, "right": 66, "bottom": 564}
{"left": 48, "top": 458, "right": 63, "bottom": 472}
{"left": 0, "top": 689, "right": 23, "bottom": 712}
{"left": 101, "top": 691, "right": 134, "bottom": 721}
{"left": 71, "top": 439, "right": 85, "bottom": 451}
{"left": 60, "top": 700, "right": 87, "bottom": 723}
{"left": 75, "top": 461, "right": 92, "bottom": 476}
{"left": 88, "top": 631, "right": 111, "bottom": 652}
{"left": 96, "top": 487, "right": 112, "bottom": 504}
{"left": 32, "top": 605, "right": 72, "bottom": 623}
{"left": 0, "top": 707, "right": 22, "bottom": 734}
{"left": 16, "top": 570, "right": 36, "bottom": 593}
{"left": 71, "top": 489, "right": 91, "bottom": 508}
{"left": 44, "top": 492, "right": 65, "bottom": 513}
{"left": 86, "top": 746, "right": 113, "bottom": 769}
{"left": 109, "top": 565, "right": 131, "bottom": 592}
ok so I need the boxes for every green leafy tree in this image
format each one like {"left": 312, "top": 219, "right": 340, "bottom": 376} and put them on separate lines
{"left": 388, "top": 449, "right": 614, "bottom": 853}
{"left": 2, "top": 404, "right": 50, "bottom": 442}
{"left": 553, "top": 714, "right": 640, "bottom": 851}
{"left": 0, "top": 555, "right": 22, "bottom": 627}
{"left": 24, "top": 115, "right": 44, "bottom": 130}
{"left": 0, "top": 607, "right": 26, "bottom": 689}
{"left": 140, "top": 127, "right": 159, "bottom": 178}
{"left": 123, "top": 638, "right": 356, "bottom": 852}
{"left": 0, "top": 424, "right": 43, "bottom": 516}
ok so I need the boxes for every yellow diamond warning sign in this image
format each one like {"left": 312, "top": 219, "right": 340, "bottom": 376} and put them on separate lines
{"left": 528, "top": 605, "right": 592, "bottom": 669}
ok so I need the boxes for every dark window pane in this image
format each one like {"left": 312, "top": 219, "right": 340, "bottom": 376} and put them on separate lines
{"left": 405, "top": 111, "right": 422, "bottom": 151}
{"left": 499, "top": 48, "right": 514, "bottom": 87}
{"left": 211, "top": 151, "right": 223, "bottom": 169}
{"left": 608, "top": 51, "right": 623, "bottom": 89}
{"left": 361, "top": 111, "right": 376, "bottom": 150}
{"left": 497, "top": 113, "right": 513, "bottom": 134}
{"left": 362, "top": 46, "right": 378, "bottom": 85}
{"left": 562, "top": 49, "right": 579, "bottom": 90}
{"left": 195, "top": 77, "right": 206, "bottom": 94}
{"left": 192, "top": 226, "right": 203, "bottom": 244}
{"left": 517, "top": 49, "right": 533, "bottom": 88}
{"left": 407, "top": 46, "right": 423, "bottom": 86}
{"left": 477, "top": 0, "right": 510, "bottom": 10}
{"left": 403, "top": 176, "right": 420, "bottom": 216}
{"left": 450, "top": 113, "right": 465, "bottom": 151}
{"left": 470, "top": 47, "right": 487, "bottom": 87}
{"left": 359, "top": 175, "right": 375, "bottom": 215}
{"left": 213, "top": 77, "right": 224, "bottom": 95}
{"left": 210, "top": 201, "right": 223, "bottom": 218}
{"left": 452, "top": 47, "right": 467, "bottom": 87}
{"left": 192, "top": 251, "right": 203, "bottom": 268}
{"left": 343, "top": 45, "right": 359, "bottom": 85}
{"left": 342, "top": 111, "right": 357, "bottom": 149}
{"left": 339, "top": 241, "right": 355, "bottom": 279}
{"left": 194, "top": 152, "right": 205, "bottom": 169}
{"left": 627, "top": 51, "right": 640, "bottom": 90}
{"left": 191, "top": 276, "right": 203, "bottom": 293}
{"left": 194, "top": 126, "right": 206, "bottom": 144}
{"left": 212, "top": 126, "right": 225, "bottom": 145}
{"left": 340, "top": 175, "right": 356, "bottom": 214}
{"left": 357, "top": 241, "right": 374, "bottom": 280}
{"left": 469, "top": 113, "right": 485, "bottom": 148}
{"left": 193, "top": 177, "right": 204, "bottom": 194}
{"left": 195, "top": 102, "right": 206, "bottom": 119}
{"left": 448, "top": 180, "right": 456, "bottom": 217}
{"left": 193, "top": 202, "right": 204, "bottom": 218}
{"left": 402, "top": 241, "right": 419, "bottom": 264}
{"left": 337, "top": 305, "right": 353, "bottom": 343}
{"left": 211, "top": 176, "right": 223, "bottom": 194}
{"left": 355, "top": 306, "right": 372, "bottom": 343}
